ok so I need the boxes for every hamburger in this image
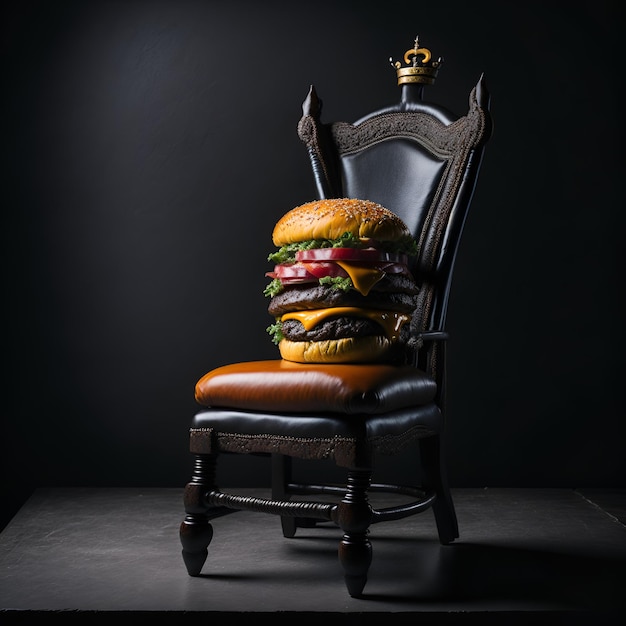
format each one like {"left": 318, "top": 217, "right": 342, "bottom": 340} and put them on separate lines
{"left": 264, "top": 198, "right": 420, "bottom": 364}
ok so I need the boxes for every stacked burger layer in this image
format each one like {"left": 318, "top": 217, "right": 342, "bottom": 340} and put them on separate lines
{"left": 264, "top": 198, "right": 420, "bottom": 364}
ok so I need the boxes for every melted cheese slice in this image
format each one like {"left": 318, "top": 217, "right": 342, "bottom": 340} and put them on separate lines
{"left": 335, "top": 261, "right": 384, "bottom": 296}
{"left": 281, "top": 307, "right": 411, "bottom": 341}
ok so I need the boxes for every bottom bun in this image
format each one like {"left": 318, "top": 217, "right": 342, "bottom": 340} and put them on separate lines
{"left": 279, "top": 336, "right": 396, "bottom": 364}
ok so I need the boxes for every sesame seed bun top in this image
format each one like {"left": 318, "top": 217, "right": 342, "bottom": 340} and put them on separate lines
{"left": 272, "top": 198, "right": 411, "bottom": 246}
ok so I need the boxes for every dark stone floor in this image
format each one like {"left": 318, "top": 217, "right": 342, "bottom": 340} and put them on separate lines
{"left": 0, "top": 487, "right": 624, "bottom": 624}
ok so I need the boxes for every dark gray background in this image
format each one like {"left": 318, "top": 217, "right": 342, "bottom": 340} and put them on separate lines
{"left": 3, "top": 0, "right": 624, "bottom": 528}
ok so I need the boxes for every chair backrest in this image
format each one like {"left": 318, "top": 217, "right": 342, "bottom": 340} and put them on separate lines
{"left": 297, "top": 78, "right": 492, "bottom": 341}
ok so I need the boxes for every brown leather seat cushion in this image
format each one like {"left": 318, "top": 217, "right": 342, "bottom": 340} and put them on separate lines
{"left": 195, "top": 359, "right": 436, "bottom": 414}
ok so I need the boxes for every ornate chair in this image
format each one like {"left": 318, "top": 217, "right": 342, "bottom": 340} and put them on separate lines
{"left": 180, "top": 37, "right": 492, "bottom": 597}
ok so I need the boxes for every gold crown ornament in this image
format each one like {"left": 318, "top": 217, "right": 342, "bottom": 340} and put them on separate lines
{"left": 390, "top": 35, "right": 443, "bottom": 86}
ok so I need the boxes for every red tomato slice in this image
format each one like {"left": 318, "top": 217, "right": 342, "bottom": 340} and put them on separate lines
{"left": 273, "top": 262, "right": 317, "bottom": 279}
{"left": 266, "top": 262, "right": 327, "bottom": 285}
{"left": 296, "top": 248, "right": 408, "bottom": 264}
{"left": 266, "top": 275, "right": 318, "bottom": 285}
{"left": 266, "top": 258, "right": 411, "bottom": 287}
{"left": 300, "top": 261, "right": 349, "bottom": 279}
{"left": 266, "top": 270, "right": 318, "bottom": 285}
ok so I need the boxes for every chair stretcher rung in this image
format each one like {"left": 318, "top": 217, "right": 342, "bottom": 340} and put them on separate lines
{"left": 285, "top": 482, "right": 436, "bottom": 523}
{"left": 205, "top": 489, "right": 337, "bottom": 520}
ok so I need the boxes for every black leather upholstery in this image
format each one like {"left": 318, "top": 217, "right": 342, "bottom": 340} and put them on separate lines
{"left": 298, "top": 79, "right": 491, "bottom": 337}
{"left": 191, "top": 404, "right": 441, "bottom": 468}
{"left": 180, "top": 47, "right": 491, "bottom": 598}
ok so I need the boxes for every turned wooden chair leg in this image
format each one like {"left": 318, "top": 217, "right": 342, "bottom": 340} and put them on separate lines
{"left": 272, "top": 453, "right": 298, "bottom": 538}
{"left": 180, "top": 453, "right": 217, "bottom": 575}
{"left": 337, "top": 469, "right": 373, "bottom": 597}
{"left": 419, "top": 435, "right": 459, "bottom": 544}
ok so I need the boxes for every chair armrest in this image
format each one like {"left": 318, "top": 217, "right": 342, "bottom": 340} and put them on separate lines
{"left": 412, "top": 330, "right": 449, "bottom": 343}
{"left": 408, "top": 330, "right": 449, "bottom": 372}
